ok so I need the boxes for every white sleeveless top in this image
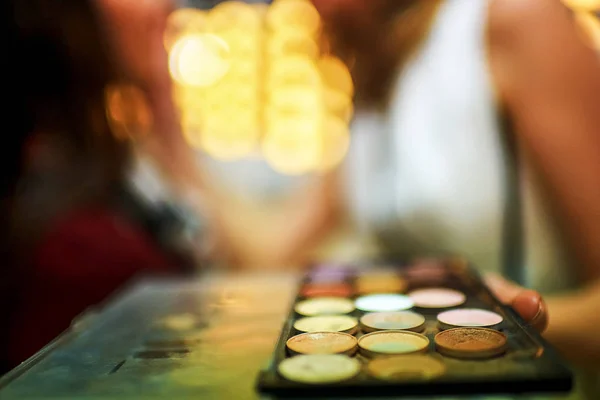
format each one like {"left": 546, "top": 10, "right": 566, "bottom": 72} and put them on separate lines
{"left": 343, "top": 0, "right": 577, "bottom": 294}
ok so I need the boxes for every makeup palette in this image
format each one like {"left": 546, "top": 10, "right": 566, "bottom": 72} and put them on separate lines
{"left": 257, "top": 258, "right": 573, "bottom": 398}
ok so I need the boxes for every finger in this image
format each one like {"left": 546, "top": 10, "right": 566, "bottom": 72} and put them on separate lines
{"left": 483, "top": 273, "right": 524, "bottom": 304}
{"left": 512, "top": 290, "right": 548, "bottom": 332}
{"left": 484, "top": 273, "right": 548, "bottom": 332}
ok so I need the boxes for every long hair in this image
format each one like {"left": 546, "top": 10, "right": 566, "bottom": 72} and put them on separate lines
{"left": 1, "top": 0, "right": 131, "bottom": 355}
{"left": 320, "top": 0, "right": 443, "bottom": 109}
{"left": 3, "top": 0, "right": 132, "bottom": 240}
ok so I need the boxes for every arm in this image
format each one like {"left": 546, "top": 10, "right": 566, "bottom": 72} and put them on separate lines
{"left": 489, "top": 0, "right": 600, "bottom": 365}
{"left": 207, "top": 171, "right": 342, "bottom": 269}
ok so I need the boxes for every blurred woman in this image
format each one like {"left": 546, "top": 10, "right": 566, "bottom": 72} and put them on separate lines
{"left": 0, "top": 0, "right": 189, "bottom": 372}
{"left": 310, "top": 0, "right": 600, "bottom": 397}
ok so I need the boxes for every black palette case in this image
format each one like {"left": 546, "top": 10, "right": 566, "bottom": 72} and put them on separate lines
{"left": 256, "top": 258, "right": 573, "bottom": 398}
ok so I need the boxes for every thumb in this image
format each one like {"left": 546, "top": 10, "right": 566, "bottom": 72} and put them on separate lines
{"left": 484, "top": 273, "right": 547, "bottom": 332}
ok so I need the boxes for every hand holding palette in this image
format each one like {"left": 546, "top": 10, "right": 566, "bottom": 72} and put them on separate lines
{"left": 256, "top": 259, "right": 573, "bottom": 398}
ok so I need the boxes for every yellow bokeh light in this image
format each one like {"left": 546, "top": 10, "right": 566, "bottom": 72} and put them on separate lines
{"left": 562, "top": 0, "right": 600, "bottom": 11}
{"left": 342, "top": 102, "right": 355, "bottom": 124}
{"left": 164, "top": 8, "right": 208, "bottom": 51}
{"left": 207, "top": 1, "right": 263, "bottom": 34}
{"left": 202, "top": 109, "right": 261, "bottom": 160}
{"left": 318, "top": 115, "right": 351, "bottom": 172}
{"left": 252, "top": 2, "right": 269, "bottom": 16}
{"left": 266, "top": 0, "right": 321, "bottom": 37}
{"left": 323, "top": 89, "right": 354, "bottom": 123}
{"left": 218, "top": 31, "right": 262, "bottom": 56}
{"left": 169, "top": 34, "right": 231, "bottom": 88}
{"left": 223, "top": 59, "right": 260, "bottom": 83}
{"left": 263, "top": 118, "right": 323, "bottom": 175}
{"left": 181, "top": 113, "right": 204, "bottom": 149}
{"left": 267, "top": 30, "right": 319, "bottom": 59}
{"left": 204, "top": 81, "right": 259, "bottom": 113}
{"left": 574, "top": 11, "right": 600, "bottom": 50}
{"left": 268, "top": 86, "right": 323, "bottom": 117}
{"left": 105, "top": 83, "right": 152, "bottom": 140}
{"left": 172, "top": 84, "right": 205, "bottom": 110}
{"left": 267, "top": 56, "right": 321, "bottom": 89}
{"left": 318, "top": 55, "right": 354, "bottom": 96}
{"left": 167, "top": 1, "right": 356, "bottom": 175}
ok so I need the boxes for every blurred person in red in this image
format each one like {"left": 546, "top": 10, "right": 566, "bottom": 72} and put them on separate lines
{"left": 0, "top": 0, "right": 193, "bottom": 373}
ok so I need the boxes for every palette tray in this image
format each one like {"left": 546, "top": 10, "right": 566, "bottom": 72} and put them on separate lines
{"left": 256, "top": 258, "right": 573, "bottom": 398}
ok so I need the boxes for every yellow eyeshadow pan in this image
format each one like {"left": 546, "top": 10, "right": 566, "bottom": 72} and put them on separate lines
{"left": 286, "top": 332, "right": 358, "bottom": 356}
{"left": 293, "top": 315, "right": 359, "bottom": 334}
{"left": 278, "top": 354, "right": 361, "bottom": 384}
{"left": 294, "top": 297, "right": 355, "bottom": 316}
{"left": 355, "top": 277, "right": 408, "bottom": 294}
{"left": 367, "top": 355, "right": 447, "bottom": 381}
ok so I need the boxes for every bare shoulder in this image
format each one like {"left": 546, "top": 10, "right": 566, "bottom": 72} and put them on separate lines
{"left": 487, "top": 0, "right": 574, "bottom": 41}
{"left": 487, "top": 0, "right": 600, "bottom": 101}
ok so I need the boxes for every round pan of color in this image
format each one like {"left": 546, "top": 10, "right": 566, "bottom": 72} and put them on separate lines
{"left": 286, "top": 332, "right": 358, "bottom": 356}
{"left": 294, "top": 297, "right": 355, "bottom": 316}
{"left": 367, "top": 355, "right": 447, "bottom": 381}
{"left": 408, "top": 288, "right": 466, "bottom": 308}
{"left": 294, "top": 315, "right": 359, "bottom": 334}
{"left": 358, "top": 330, "right": 430, "bottom": 358}
{"left": 278, "top": 354, "right": 361, "bottom": 384}
{"left": 434, "top": 327, "right": 507, "bottom": 359}
{"left": 403, "top": 261, "right": 448, "bottom": 282}
{"left": 355, "top": 276, "right": 408, "bottom": 294}
{"left": 355, "top": 294, "right": 414, "bottom": 312}
{"left": 300, "top": 283, "right": 353, "bottom": 298}
{"left": 309, "top": 268, "right": 351, "bottom": 282}
{"left": 437, "top": 308, "right": 503, "bottom": 330}
{"left": 360, "top": 311, "right": 426, "bottom": 333}
{"left": 357, "top": 267, "right": 399, "bottom": 278}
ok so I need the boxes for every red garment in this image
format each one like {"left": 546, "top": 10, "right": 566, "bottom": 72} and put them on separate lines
{"left": 6, "top": 207, "right": 177, "bottom": 367}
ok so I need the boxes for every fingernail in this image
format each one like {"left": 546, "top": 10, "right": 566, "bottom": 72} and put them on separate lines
{"left": 530, "top": 294, "right": 546, "bottom": 330}
{"left": 531, "top": 298, "right": 543, "bottom": 322}
{"left": 519, "top": 290, "right": 542, "bottom": 322}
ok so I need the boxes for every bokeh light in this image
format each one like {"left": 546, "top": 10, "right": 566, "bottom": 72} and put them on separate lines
{"left": 105, "top": 84, "right": 152, "bottom": 141}
{"left": 562, "top": 0, "right": 600, "bottom": 11}
{"left": 206, "top": 1, "right": 263, "bottom": 34}
{"left": 165, "top": 0, "right": 355, "bottom": 175}
{"left": 164, "top": 8, "right": 208, "bottom": 51}
{"left": 318, "top": 115, "right": 350, "bottom": 172}
{"left": 262, "top": 118, "right": 323, "bottom": 175}
{"left": 574, "top": 11, "right": 600, "bottom": 50}
{"left": 267, "top": 30, "right": 320, "bottom": 59}
{"left": 266, "top": 0, "right": 321, "bottom": 37}
{"left": 169, "top": 33, "right": 231, "bottom": 87}
{"left": 318, "top": 56, "right": 354, "bottom": 96}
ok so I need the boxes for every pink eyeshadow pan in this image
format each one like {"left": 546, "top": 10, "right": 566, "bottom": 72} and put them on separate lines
{"left": 437, "top": 308, "right": 503, "bottom": 330}
{"left": 403, "top": 261, "right": 448, "bottom": 282}
{"left": 408, "top": 288, "right": 466, "bottom": 308}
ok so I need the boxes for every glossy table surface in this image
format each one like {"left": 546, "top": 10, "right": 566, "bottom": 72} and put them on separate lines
{"left": 0, "top": 271, "right": 298, "bottom": 400}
